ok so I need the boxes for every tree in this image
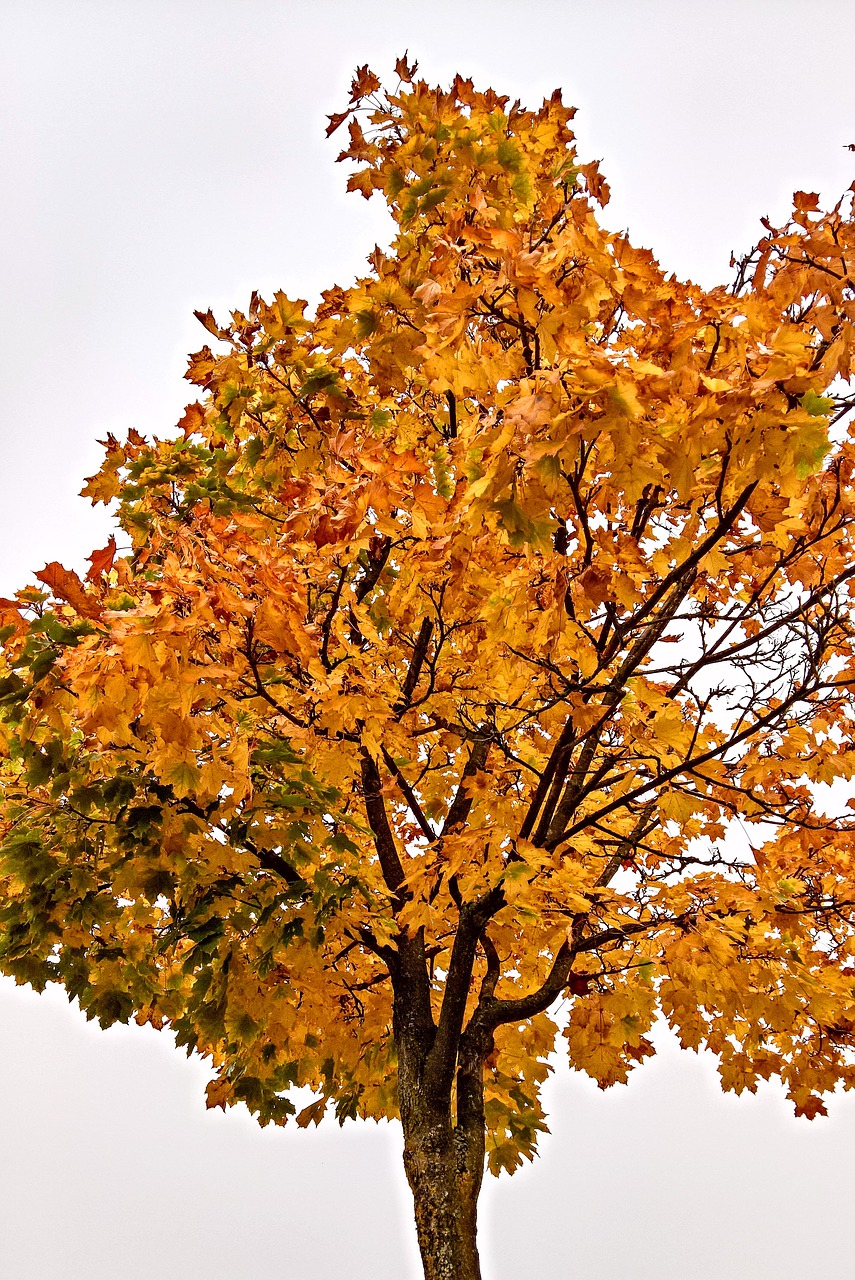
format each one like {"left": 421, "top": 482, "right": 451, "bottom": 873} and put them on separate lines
{"left": 1, "top": 57, "right": 855, "bottom": 1279}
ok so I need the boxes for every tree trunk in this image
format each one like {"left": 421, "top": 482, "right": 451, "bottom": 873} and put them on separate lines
{"left": 402, "top": 1109, "right": 483, "bottom": 1280}
{"left": 388, "top": 917, "right": 492, "bottom": 1279}
{"left": 397, "top": 1015, "right": 488, "bottom": 1280}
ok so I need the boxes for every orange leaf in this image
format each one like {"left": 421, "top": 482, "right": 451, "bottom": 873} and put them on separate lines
{"left": 34, "top": 562, "right": 101, "bottom": 619}
{"left": 85, "top": 535, "right": 117, "bottom": 582}
{"left": 794, "top": 1095, "right": 828, "bottom": 1120}
{"left": 177, "top": 402, "right": 207, "bottom": 439}
{"left": 205, "top": 1077, "right": 231, "bottom": 1111}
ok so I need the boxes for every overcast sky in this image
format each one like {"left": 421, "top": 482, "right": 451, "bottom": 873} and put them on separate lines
{"left": 2, "top": 3, "right": 855, "bottom": 1277}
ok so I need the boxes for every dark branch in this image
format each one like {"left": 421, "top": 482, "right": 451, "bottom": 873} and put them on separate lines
{"left": 395, "top": 616, "right": 434, "bottom": 712}
{"left": 320, "top": 565, "right": 349, "bottom": 671}
{"left": 477, "top": 917, "right": 682, "bottom": 1031}
{"left": 359, "top": 748, "right": 407, "bottom": 896}
{"left": 381, "top": 745, "right": 436, "bottom": 841}
{"left": 442, "top": 736, "right": 490, "bottom": 835}
{"left": 445, "top": 389, "right": 458, "bottom": 440}
{"left": 425, "top": 891, "right": 502, "bottom": 1097}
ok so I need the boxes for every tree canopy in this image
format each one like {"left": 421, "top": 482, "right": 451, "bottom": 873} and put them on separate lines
{"left": 1, "top": 57, "right": 855, "bottom": 1278}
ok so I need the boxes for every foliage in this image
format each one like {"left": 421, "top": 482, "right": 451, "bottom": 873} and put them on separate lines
{"left": 2, "top": 60, "right": 855, "bottom": 1193}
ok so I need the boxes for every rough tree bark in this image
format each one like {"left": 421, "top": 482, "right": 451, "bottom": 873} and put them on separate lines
{"left": 399, "top": 1087, "right": 484, "bottom": 1280}
{"left": 393, "top": 937, "right": 489, "bottom": 1280}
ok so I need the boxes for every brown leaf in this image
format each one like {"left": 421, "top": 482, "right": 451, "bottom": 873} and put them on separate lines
{"left": 326, "top": 109, "right": 350, "bottom": 138}
{"left": 349, "top": 65, "right": 381, "bottom": 103}
{"left": 193, "top": 309, "right": 231, "bottom": 341}
{"left": 580, "top": 566, "right": 612, "bottom": 606}
{"left": 794, "top": 1095, "right": 828, "bottom": 1120}
{"left": 394, "top": 53, "right": 417, "bottom": 83}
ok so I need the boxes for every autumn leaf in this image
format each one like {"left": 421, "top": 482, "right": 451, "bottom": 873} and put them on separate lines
{"left": 349, "top": 64, "right": 381, "bottom": 102}
{"left": 34, "top": 562, "right": 101, "bottom": 619}
{"left": 296, "top": 1098, "right": 326, "bottom": 1128}
{"left": 325, "top": 109, "right": 351, "bottom": 138}
{"left": 177, "top": 402, "right": 208, "bottom": 438}
{"left": 193, "top": 308, "right": 231, "bottom": 341}
{"left": 85, "top": 536, "right": 117, "bottom": 582}
{"left": 394, "top": 52, "right": 417, "bottom": 84}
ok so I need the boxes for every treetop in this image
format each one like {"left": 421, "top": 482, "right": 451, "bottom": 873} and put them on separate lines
{"left": 1, "top": 63, "right": 855, "bottom": 1172}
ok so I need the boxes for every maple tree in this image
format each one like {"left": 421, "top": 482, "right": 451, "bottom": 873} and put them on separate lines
{"left": 2, "top": 57, "right": 855, "bottom": 1279}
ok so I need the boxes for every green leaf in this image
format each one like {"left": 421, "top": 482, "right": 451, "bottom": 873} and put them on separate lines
{"left": 162, "top": 759, "right": 201, "bottom": 798}
{"left": 431, "top": 447, "right": 454, "bottom": 499}
{"left": 386, "top": 169, "right": 405, "bottom": 198}
{"left": 497, "top": 138, "right": 522, "bottom": 173}
{"left": 800, "top": 390, "right": 834, "bottom": 417}
{"left": 296, "top": 368, "right": 339, "bottom": 400}
{"left": 244, "top": 436, "right": 264, "bottom": 467}
{"left": 420, "top": 186, "right": 450, "bottom": 213}
{"left": 354, "top": 310, "right": 378, "bottom": 338}
{"left": 370, "top": 408, "right": 391, "bottom": 433}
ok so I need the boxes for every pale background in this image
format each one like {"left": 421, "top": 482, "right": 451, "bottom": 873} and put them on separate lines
{"left": 2, "top": 3, "right": 854, "bottom": 1277}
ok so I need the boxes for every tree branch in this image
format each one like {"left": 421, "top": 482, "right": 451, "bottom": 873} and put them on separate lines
{"left": 476, "top": 916, "right": 680, "bottom": 1032}
{"left": 353, "top": 535, "right": 392, "bottom": 605}
{"left": 628, "top": 483, "right": 756, "bottom": 634}
{"left": 381, "top": 745, "right": 436, "bottom": 841}
{"left": 547, "top": 672, "right": 822, "bottom": 851}
{"left": 320, "top": 565, "right": 349, "bottom": 671}
{"left": 445, "top": 389, "right": 458, "bottom": 440}
{"left": 359, "top": 748, "right": 407, "bottom": 896}
{"left": 425, "top": 894, "right": 501, "bottom": 1098}
{"left": 442, "top": 736, "right": 490, "bottom": 835}
{"left": 477, "top": 939, "right": 574, "bottom": 1032}
{"left": 394, "top": 615, "right": 434, "bottom": 713}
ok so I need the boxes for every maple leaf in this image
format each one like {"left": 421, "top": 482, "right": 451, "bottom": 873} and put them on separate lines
{"left": 177, "top": 402, "right": 208, "bottom": 438}
{"left": 325, "top": 109, "right": 351, "bottom": 138}
{"left": 34, "top": 562, "right": 101, "bottom": 619}
{"left": 349, "top": 64, "right": 381, "bottom": 102}
{"left": 193, "top": 308, "right": 231, "bottom": 341}
{"left": 85, "top": 536, "right": 117, "bottom": 582}
{"left": 394, "top": 52, "right": 418, "bottom": 84}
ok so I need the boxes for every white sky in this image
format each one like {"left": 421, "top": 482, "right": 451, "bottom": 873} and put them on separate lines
{"left": 2, "top": 3, "right": 855, "bottom": 1277}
